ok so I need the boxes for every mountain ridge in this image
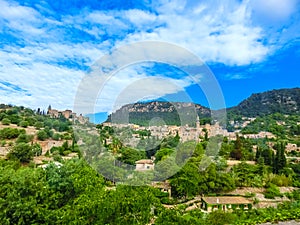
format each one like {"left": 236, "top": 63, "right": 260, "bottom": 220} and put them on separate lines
{"left": 228, "top": 87, "right": 300, "bottom": 117}
{"left": 106, "top": 87, "right": 300, "bottom": 125}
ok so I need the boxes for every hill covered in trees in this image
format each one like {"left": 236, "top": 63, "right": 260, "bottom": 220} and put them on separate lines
{"left": 228, "top": 88, "right": 300, "bottom": 117}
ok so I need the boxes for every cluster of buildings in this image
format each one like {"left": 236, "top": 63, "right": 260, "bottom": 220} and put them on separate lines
{"left": 134, "top": 159, "right": 254, "bottom": 212}
{"left": 103, "top": 116, "right": 276, "bottom": 144}
{"left": 47, "top": 108, "right": 89, "bottom": 124}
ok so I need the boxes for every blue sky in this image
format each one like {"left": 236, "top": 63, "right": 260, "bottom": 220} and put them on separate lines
{"left": 0, "top": 0, "right": 300, "bottom": 120}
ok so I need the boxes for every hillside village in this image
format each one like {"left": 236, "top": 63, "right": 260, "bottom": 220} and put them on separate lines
{"left": 102, "top": 115, "right": 299, "bottom": 158}
{"left": 0, "top": 88, "right": 300, "bottom": 224}
{"left": 0, "top": 105, "right": 90, "bottom": 164}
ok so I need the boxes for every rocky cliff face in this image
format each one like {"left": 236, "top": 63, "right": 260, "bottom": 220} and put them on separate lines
{"left": 107, "top": 101, "right": 211, "bottom": 126}
{"left": 106, "top": 88, "right": 300, "bottom": 125}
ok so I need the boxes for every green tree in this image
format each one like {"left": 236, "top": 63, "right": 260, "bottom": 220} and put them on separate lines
{"left": 37, "top": 130, "right": 48, "bottom": 141}
{"left": 230, "top": 134, "right": 243, "bottom": 160}
{"left": 7, "top": 143, "right": 34, "bottom": 162}
{"left": 273, "top": 141, "right": 287, "bottom": 174}
{"left": 118, "top": 147, "right": 146, "bottom": 165}
{"left": 1, "top": 118, "right": 11, "bottom": 125}
{"left": 16, "top": 134, "right": 34, "bottom": 143}
{"left": 19, "top": 120, "right": 29, "bottom": 128}
{"left": 52, "top": 133, "right": 61, "bottom": 141}
{"left": 155, "top": 148, "right": 174, "bottom": 162}
{"left": 34, "top": 121, "right": 44, "bottom": 129}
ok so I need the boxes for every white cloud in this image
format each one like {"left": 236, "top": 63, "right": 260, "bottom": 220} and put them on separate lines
{"left": 122, "top": 0, "right": 271, "bottom": 66}
{"left": 125, "top": 9, "right": 158, "bottom": 27}
{"left": 0, "top": 41, "right": 108, "bottom": 111}
{"left": 250, "top": 0, "right": 298, "bottom": 22}
{"left": 0, "top": 0, "right": 46, "bottom": 38}
{"left": 0, "top": 0, "right": 40, "bottom": 21}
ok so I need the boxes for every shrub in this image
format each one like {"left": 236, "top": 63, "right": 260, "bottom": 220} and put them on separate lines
{"left": 1, "top": 140, "right": 6, "bottom": 147}
{"left": 270, "top": 174, "right": 292, "bottom": 187}
{"left": 34, "top": 121, "right": 44, "bottom": 130}
{"left": 264, "top": 184, "right": 283, "bottom": 199}
{"left": 52, "top": 133, "right": 61, "bottom": 141}
{"left": 16, "top": 134, "right": 34, "bottom": 143}
{"left": 37, "top": 130, "right": 48, "bottom": 141}
{"left": 19, "top": 120, "right": 29, "bottom": 128}
{"left": 63, "top": 150, "right": 72, "bottom": 156}
{"left": 1, "top": 118, "right": 11, "bottom": 125}
{"left": 7, "top": 143, "right": 33, "bottom": 163}
{"left": 0, "top": 128, "right": 25, "bottom": 139}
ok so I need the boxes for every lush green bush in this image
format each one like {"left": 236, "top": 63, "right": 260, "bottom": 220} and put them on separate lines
{"left": 264, "top": 184, "right": 283, "bottom": 199}
{"left": 7, "top": 143, "right": 34, "bottom": 163}
{"left": 52, "top": 133, "right": 61, "bottom": 141}
{"left": 16, "top": 134, "right": 34, "bottom": 143}
{"left": 1, "top": 118, "right": 11, "bottom": 125}
{"left": 37, "top": 130, "right": 48, "bottom": 141}
{"left": 19, "top": 120, "right": 29, "bottom": 128}
{"left": 0, "top": 128, "right": 25, "bottom": 139}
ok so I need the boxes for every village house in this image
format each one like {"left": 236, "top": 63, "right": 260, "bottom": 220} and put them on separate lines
{"left": 135, "top": 159, "right": 155, "bottom": 171}
{"left": 201, "top": 196, "right": 253, "bottom": 212}
{"left": 61, "top": 109, "right": 72, "bottom": 119}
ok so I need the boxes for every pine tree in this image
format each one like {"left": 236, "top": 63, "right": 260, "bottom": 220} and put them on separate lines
{"left": 273, "top": 141, "right": 286, "bottom": 174}
{"left": 47, "top": 105, "right": 52, "bottom": 114}
{"left": 255, "top": 147, "right": 261, "bottom": 161}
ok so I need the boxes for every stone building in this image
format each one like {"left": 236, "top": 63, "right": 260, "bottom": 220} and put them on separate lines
{"left": 201, "top": 196, "right": 253, "bottom": 212}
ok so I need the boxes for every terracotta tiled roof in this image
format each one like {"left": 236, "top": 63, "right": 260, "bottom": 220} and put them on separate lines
{"left": 135, "top": 159, "right": 154, "bottom": 164}
{"left": 202, "top": 196, "right": 252, "bottom": 204}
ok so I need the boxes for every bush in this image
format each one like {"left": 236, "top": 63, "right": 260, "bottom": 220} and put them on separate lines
{"left": 63, "top": 150, "right": 72, "bottom": 156}
{"left": 52, "top": 133, "right": 61, "bottom": 141}
{"left": 19, "top": 120, "right": 29, "bottom": 128}
{"left": 16, "top": 134, "right": 34, "bottom": 143}
{"left": 37, "top": 130, "right": 48, "bottom": 141}
{"left": 206, "top": 210, "right": 237, "bottom": 225}
{"left": 50, "top": 146, "right": 61, "bottom": 154}
{"left": 264, "top": 184, "right": 283, "bottom": 199}
{"left": 52, "top": 152, "right": 62, "bottom": 162}
{"left": 7, "top": 143, "right": 34, "bottom": 163}
{"left": 270, "top": 174, "right": 292, "bottom": 187}
{"left": 32, "top": 143, "right": 42, "bottom": 156}
{"left": 1, "top": 118, "right": 11, "bottom": 125}
{"left": 1, "top": 140, "right": 6, "bottom": 147}
{"left": 285, "top": 190, "right": 300, "bottom": 201}
{"left": 245, "top": 192, "right": 256, "bottom": 198}
{"left": 34, "top": 121, "right": 44, "bottom": 130}
{"left": 0, "top": 128, "right": 25, "bottom": 139}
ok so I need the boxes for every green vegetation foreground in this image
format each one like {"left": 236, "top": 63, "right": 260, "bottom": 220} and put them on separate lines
{"left": 1, "top": 158, "right": 300, "bottom": 225}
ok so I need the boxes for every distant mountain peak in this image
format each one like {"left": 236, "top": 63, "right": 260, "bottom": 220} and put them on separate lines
{"left": 107, "top": 101, "right": 211, "bottom": 126}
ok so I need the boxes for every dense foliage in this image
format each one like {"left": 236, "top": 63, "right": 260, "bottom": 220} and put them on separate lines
{"left": 1, "top": 158, "right": 300, "bottom": 224}
{"left": 228, "top": 88, "right": 300, "bottom": 117}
